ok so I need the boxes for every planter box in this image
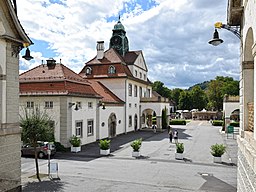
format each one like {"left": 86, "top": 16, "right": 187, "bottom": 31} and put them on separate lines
{"left": 100, "top": 149, "right": 110, "bottom": 155}
{"left": 132, "top": 151, "right": 140, "bottom": 157}
{"left": 175, "top": 152, "right": 183, "bottom": 160}
{"left": 71, "top": 146, "right": 81, "bottom": 153}
{"left": 213, "top": 156, "right": 222, "bottom": 163}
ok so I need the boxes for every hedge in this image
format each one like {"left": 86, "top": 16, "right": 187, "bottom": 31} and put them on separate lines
{"left": 212, "top": 120, "right": 223, "bottom": 126}
{"left": 169, "top": 119, "right": 186, "bottom": 125}
{"left": 230, "top": 122, "right": 239, "bottom": 127}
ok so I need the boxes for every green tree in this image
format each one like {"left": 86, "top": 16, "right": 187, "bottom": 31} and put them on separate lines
{"left": 20, "top": 106, "right": 54, "bottom": 181}
{"left": 170, "top": 88, "right": 183, "bottom": 108}
{"left": 161, "top": 107, "right": 168, "bottom": 129}
{"left": 190, "top": 86, "right": 207, "bottom": 110}
{"left": 152, "top": 81, "right": 171, "bottom": 98}
{"left": 178, "top": 91, "right": 192, "bottom": 110}
{"left": 206, "top": 76, "right": 239, "bottom": 111}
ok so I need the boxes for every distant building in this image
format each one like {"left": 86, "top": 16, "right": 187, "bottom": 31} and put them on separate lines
{"left": 0, "top": 0, "right": 32, "bottom": 191}
{"left": 223, "top": 95, "right": 239, "bottom": 129}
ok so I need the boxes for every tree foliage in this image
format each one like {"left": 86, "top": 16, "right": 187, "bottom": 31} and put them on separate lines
{"left": 161, "top": 107, "right": 168, "bottom": 129}
{"left": 153, "top": 76, "right": 238, "bottom": 111}
{"left": 152, "top": 81, "right": 171, "bottom": 98}
{"left": 20, "top": 106, "right": 54, "bottom": 181}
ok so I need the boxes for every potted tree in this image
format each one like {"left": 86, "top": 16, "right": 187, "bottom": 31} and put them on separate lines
{"left": 175, "top": 143, "right": 184, "bottom": 160}
{"left": 99, "top": 139, "right": 111, "bottom": 155}
{"left": 210, "top": 143, "right": 226, "bottom": 163}
{"left": 69, "top": 135, "right": 81, "bottom": 153}
{"left": 131, "top": 138, "right": 142, "bottom": 157}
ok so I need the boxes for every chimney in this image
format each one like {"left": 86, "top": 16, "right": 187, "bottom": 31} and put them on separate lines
{"left": 46, "top": 58, "right": 56, "bottom": 69}
{"left": 96, "top": 41, "right": 104, "bottom": 60}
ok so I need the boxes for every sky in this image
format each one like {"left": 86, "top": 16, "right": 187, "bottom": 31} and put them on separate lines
{"left": 17, "top": 0, "right": 240, "bottom": 89}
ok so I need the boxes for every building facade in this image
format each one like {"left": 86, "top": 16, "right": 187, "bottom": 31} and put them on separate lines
{"left": 0, "top": 0, "right": 32, "bottom": 191}
{"left": 80, "top": 18, "right": 169, "bottom": 132}
{"left": 227, "top": 0, "right": 256, "bottom": 191}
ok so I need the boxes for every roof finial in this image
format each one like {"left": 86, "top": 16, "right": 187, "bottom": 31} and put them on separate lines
{"left": 118, "top": 14, "right": 121, "bottom": 22}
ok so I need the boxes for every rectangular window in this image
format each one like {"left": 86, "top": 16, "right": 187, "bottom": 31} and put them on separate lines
{"left": 128, "top": 84, "right": 132, "bottom": 96}
{"left": 144, "top": 74, "right": 146, "bottom": 80}
{"left": 129, "top": 103, "right": 131, "bottom": 108}
{"left": 139, "top": 87, "right": 142, "bottom": 98}
{"left": 134, "top": 85, "right": 137, "bottom": 97}
{"left": 26, "top": 101, "right": 34, "bottom": 108}
{"left": 45, "top": 101, "right": 53, "bottom": 108}
{"left": 88, "top": 102, "right": 93, "bottom": 108}
{"left": 135, "top": 70, "right": 137, "bottom": 77}
{"left": 140, "top": 72, "right": 142, "bottom": 78}
{"left": 129, "top": 116, "right": 132, "bottom": 127}
{"left": 147, "top": 89, "right": 151, "bottom": 97}
{"left": 75, "top": 121, "right": 83, "bottom": 137}
{"left": 87, "top": 119, "right": 94, "bottom": 136}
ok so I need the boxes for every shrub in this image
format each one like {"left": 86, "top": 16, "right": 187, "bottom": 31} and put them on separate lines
{"left": 69, "top": 135, "right": 81, "bottom": 147}
{"left": 210, "top": 143, "right": 226, "bottom": 157}
{"left": 176, "top": 143, "right": 184, "bottom": 153}
{"left": 230, "top": 122, "right": 239, "bottom": 127}
{"left": 99, "top": 139, "right": 111, "bottom": 150}
{"left": 212, "top": 120, "right": 223, "bottom": 126}
{"left": 170, "top": 120, "right": 186, "bottom": 125}
{"left": 131, "top": 138, "right": 142, "bottom": 152}
{"left": 54, "top": 142, "right": 68, "bottom": 152}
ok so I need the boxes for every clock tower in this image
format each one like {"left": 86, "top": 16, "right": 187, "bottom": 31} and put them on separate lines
{"left": 109, "top": 17, "right": 129, "bottom": 56}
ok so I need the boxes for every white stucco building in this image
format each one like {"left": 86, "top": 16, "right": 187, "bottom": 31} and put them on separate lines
{"left": 226, "top": 0, "right": 256, "bottom": 191}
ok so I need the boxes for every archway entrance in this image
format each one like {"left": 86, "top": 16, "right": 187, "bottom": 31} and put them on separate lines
{"left": 108, "top": 113, "right": 117, "bottom": 138}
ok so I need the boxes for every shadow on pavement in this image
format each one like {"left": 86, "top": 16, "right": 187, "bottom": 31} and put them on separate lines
{"left": 199, "top": 174, "right": 236, "bottom": 192}
{"left": 22, "top": 180, "right": 64, "bottom": 192}
{"left": 54, "top": 127, "right": 192, "bottom": 162}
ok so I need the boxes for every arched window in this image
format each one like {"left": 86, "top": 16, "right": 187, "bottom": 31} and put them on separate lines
{"left": 108, "top": 66, "right": 116, "bottom": 74}
{"left": 85, "top": 67, "right": 92, "bottom": 75}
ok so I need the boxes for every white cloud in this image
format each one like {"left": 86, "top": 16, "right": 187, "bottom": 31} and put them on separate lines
{"left": 17, "top": 0, "right": 240, "bottom": 88}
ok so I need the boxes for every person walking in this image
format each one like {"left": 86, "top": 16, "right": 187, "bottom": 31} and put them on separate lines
{"left": 173, "top": 130, "right": 178, "bottom": 144}
{"left": 153, "top": 124, "right": 157, "bottom": 133}
{"left": 168, "top": 127, "right": 173, "bottom": 143}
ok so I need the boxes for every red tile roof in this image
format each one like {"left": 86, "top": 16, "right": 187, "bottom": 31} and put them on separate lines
{"left": 87, "top": 80, "right": 124, "bottom": 104}
{"left": 79, "top": 48, "right": 133, "bottom": 78}
{"left": 19, "top": 63, "right": 100, "bottom": 97}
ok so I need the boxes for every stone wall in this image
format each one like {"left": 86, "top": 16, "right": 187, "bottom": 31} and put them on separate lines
{"left": 237, "top": 133, "right": 256, "bottom": 192}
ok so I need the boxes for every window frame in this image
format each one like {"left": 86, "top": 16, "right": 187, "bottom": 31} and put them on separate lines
{"left": 85, "top": 67, "right": 92, "bottom": 75}
{"left": 108, "top": 65, "right": 116, "bottom": 74}
{"left": 128, "top": 83, "right": 132, "bottom": 96}
{"left": 87, "top": 119, "right": 94, "bottom": 136}
{"left": 45, "top": 101, "right": 53, "bottom": 109}
{"left": 129, "top": 115, "right": 132, "bottom": 127}
{"left": 26, "top": 101, "right": 34, "bottom": 108}
{"left": 75, "top": 121, "right": 83, "bottom": 137}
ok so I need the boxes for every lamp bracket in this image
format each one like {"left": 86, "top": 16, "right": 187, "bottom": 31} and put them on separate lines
{"left": 215, "top": 22, "right": 241, "bottom": 39}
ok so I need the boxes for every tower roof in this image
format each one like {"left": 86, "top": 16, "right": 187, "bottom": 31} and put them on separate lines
{"left": 113, "top": 17, "right": 125, "bottom": 31}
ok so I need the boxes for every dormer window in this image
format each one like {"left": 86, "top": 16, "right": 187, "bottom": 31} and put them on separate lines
{"left": 86, "top": 67, "right": 92, "bottom": 75}
{"left": 108, "top": 66, "right": 116, "bottom": 74}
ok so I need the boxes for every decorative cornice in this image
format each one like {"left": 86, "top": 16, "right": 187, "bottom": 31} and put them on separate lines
{"left": 242, "top": 61, "right": 254, "bottom": 69}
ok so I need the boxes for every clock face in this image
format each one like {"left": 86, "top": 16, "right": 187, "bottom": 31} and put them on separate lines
{"left": 111, "top": 36, "right": 121, "bottom": 46}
